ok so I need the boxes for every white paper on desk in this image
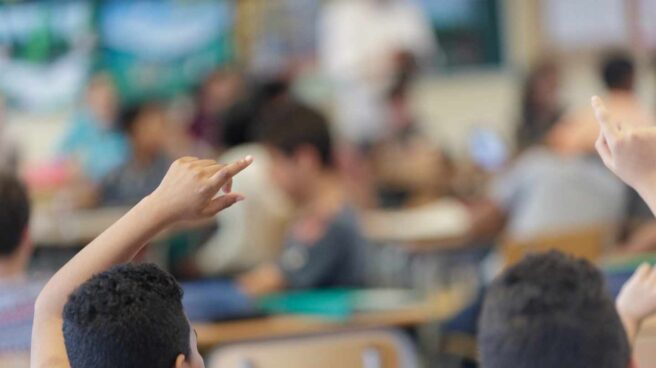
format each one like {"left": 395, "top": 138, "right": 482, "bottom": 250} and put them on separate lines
{"left": 363, "top": 199, "right": 471, "bottom": 243}
{"left": 541, "top": 0, "right": 628, "bottom": 50}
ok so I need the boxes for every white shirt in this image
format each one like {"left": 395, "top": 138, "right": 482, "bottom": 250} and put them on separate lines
{"left": 319, "top": 0, "right": 436, "bottom": 143}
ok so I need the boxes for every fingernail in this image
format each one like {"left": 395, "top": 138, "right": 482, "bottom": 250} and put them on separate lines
{"left": 236, "top": 195, "right": 245, "bottom": 202}
{"left": 244, "top": 155, "right": 253, "bottom": 163}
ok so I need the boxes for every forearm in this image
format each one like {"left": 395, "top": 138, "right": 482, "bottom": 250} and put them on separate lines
{"left": 35, "top": 196, "right": 171, "bottom": 317}
{"left": 636, "top": 182, "right": 656, "bottom": 219}
{"left": 619, "top": 311, "right": 640, "bottom": 348}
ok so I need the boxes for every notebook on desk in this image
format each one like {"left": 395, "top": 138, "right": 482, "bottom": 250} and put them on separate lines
{"left": 258, "top": 289, "right": 421, "bottom": 321}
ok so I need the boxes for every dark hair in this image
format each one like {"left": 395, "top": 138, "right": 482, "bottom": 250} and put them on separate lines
{"left": 63, "top": 263, "right": 190, "bottom": 368}
{"left": 517, "top": 61, "right": 562, "bottom": 148}
{"left": 222, "top": 77, "right": 290, "bottom": 147}
{"left": 258, "top": 101, "right": 334, "bottom": 167}
{"left": 601, "top": 53, "right": 635, "bottom": 91}
{"left": 478, "top": 251, "right": 630, "bottom": 368}
{"left": 0, "top": 172, "right": 30, "bottom": 257}
{"left": 118, "top": 102, "right": 163, "bottom": 135}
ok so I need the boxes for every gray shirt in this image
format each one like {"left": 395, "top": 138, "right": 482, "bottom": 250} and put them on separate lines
{"left": 100, "top": 154, "right": 171, "bottom": 206}
{"left": 491, "top": 148, "right": 626, "bottom": 240}
{"left": 278, "top": 206, "right": 367, "bottom": 289}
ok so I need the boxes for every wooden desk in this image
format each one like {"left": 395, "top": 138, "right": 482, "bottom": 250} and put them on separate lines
{"left": 194, "top": 288, "right": 470, "bottom": 351}
{"left": 362, "top": 199, "right": 472, "bottom": 249}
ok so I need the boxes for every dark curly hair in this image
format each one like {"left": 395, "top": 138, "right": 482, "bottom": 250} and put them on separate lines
{"left": 478, "top": 251, "right": 630, "bottom": 368}
{"left": 0, "top": 172, "right": 30, "bottom": 257}
{"left": 63, "top": 263, "right": 190, "bottom": 368}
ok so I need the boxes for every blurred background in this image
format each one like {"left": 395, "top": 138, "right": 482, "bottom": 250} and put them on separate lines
{"left": 3, "top": 0, "right": 656, "bottom": 367}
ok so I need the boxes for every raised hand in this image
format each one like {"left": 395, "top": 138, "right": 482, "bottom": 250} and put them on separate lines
{"left": 616, "top": 263, "right": 656, "bottom": 345}
{"left": 149, "top": 156, "right": 253, "bottom": 223}
{"left": 592, "top": 96, "right": 656, "bottom": 196}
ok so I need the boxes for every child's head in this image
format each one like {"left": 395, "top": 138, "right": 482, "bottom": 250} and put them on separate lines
{"left": 0, "top": 172, "right": 31, "bottom": 269}
{"left": 258, "top": 101, "right": 334, "bottom": 202}
{"left": 120, "top": 102, "right": 168, "bottom": 158}
{"left": 478, "top": 251, "right": 630, "bottom": 368}
{"left": 63, "top": 263, "right": 204, "bottom": 368}
{"left": 601, "top": 52, "right": 635, "bottom": 92}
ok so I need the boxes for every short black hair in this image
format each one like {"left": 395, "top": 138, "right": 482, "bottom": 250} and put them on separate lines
{"left": 0, "top": 172, "right": 30, "bottom": 257}
{"left": 118, "top": 102, "right": 163, "bottom": 135}
{"left": 478, "top": 251, "right": 630, "bottom": 368}
{"left": 258, "top": 101, "right": 334, "bottom": 167}
{"left": 601, "top": 53, "right": 635, "bottom": 91}
{"left": 63, "top": 263, "right": 190, "bottom": 368}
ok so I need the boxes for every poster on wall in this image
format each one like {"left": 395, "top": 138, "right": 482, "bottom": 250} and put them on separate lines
{"left": 0, "top": 1, "right": 93, "bottom": 111}
{"left": 98, "top": 0, "right": 234, "bottom": 103}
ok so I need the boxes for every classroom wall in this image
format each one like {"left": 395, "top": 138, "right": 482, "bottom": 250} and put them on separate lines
{"left": 8, "top": 0, "right": 656, "bottom": 164}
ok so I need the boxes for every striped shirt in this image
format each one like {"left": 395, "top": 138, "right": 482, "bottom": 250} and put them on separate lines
{"left": 0, "top": 278, "right": 44, "bottom": 354}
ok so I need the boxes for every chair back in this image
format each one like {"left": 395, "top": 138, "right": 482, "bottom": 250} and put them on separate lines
{"left": 208, "top": 329, "right": 418, "bottom": 368}
{"left": 502, "top": 226, "right": 607, "bottom": 267}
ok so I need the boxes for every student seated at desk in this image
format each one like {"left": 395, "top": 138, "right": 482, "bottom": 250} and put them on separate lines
{"left": 76, "top": 102, "right": 173, "bottom": 207}
{"left": 478, "top": 96, "right": 656, "bottom": 368}
{"left": 181, "top": 102, "right": 368, "bottom": 321}
{"left": 0, "top": 173, "right": 44, "bottom": 357}
{"left": 100, "top": 102, "right": 173, "bottom": 205}
{"left": 479, "top": 251, "right": 651, "bottom": 368}
{"left": 58, "top": 73, "right": 129, "bottom": 182}
{"left": 30, "top": 156, "right": 253, "bottom": 368}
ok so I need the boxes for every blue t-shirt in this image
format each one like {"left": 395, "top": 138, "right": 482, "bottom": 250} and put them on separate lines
{"left": 58, "top": 112, "right": 129, "bottom": 181}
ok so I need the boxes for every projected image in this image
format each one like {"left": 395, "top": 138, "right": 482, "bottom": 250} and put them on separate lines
{"left": 98, "top": 0, "right": 234, "bottom": 102}
{"left": 0, "top": 1, "right": 93, "bottom": 111}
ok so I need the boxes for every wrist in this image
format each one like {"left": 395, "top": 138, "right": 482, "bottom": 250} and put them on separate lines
{"left": 635, "top": 177, "right": 656, "bottom": 211}
{"left": 137, "top": 194, "right": 178, "bottom": 228}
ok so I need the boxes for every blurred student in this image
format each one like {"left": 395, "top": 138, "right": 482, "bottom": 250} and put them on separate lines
{"left": 189, "top": 69, "right": 244, "bottom": 152}
{"left": 0, "top": 173, "right": 43, "bottom": 357}
{"left": 0, "top": 95, "right": 19, "bottom": 173}
{"left": 479, "top": 251, "right": 651, "bottom": 368}
{"left": 369, "top": 59, "right": 449, "bottom": 207}
{"left": 516, "top": 61, "right": 564, "bottom": 150}
{"left": 30, "top": 156, "right": 252, "bottom": 368}
{"left": 191, "top": 83, "right": 293, "bottom": 276}
{"left": 548, "top": 53, "right": 654, "bottom": 156}
{"left": 58, "top": 73, "right": 129, "bottom": 182}
{"left": 99, "top": 102, "right": 172, "bottom": 206}
{"left": 182, "top": 102, "right": 368, "bottom": 321}
{"left": 319, "top": 0, "right": 436, "bottom": 144}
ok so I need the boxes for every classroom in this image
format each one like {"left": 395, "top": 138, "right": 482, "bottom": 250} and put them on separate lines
{"left": 2, "top": 0, "right": 656, "bottom": 367}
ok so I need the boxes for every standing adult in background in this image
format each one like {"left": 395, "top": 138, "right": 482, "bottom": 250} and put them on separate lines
{"left": 548, "top": 53, "right": 655, "bottom": 156}
{"left": 319, "top": 0, "right": 437, "bottom": 145}
{"left": 57, "top": 73, "right": 128, "bottom": 182}
{"left": 188, "top": 69, "right": 244, "bottom": 153}
{"left": 516, "top": 61, "right": 564, "bottom": 150}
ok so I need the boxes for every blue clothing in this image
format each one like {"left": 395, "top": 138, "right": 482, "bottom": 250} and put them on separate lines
{"left": 182, "top": 279, "right": 255, "bottom": 322}
{"left": 58, "top": 112, "right": 129, "bottom": 181}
